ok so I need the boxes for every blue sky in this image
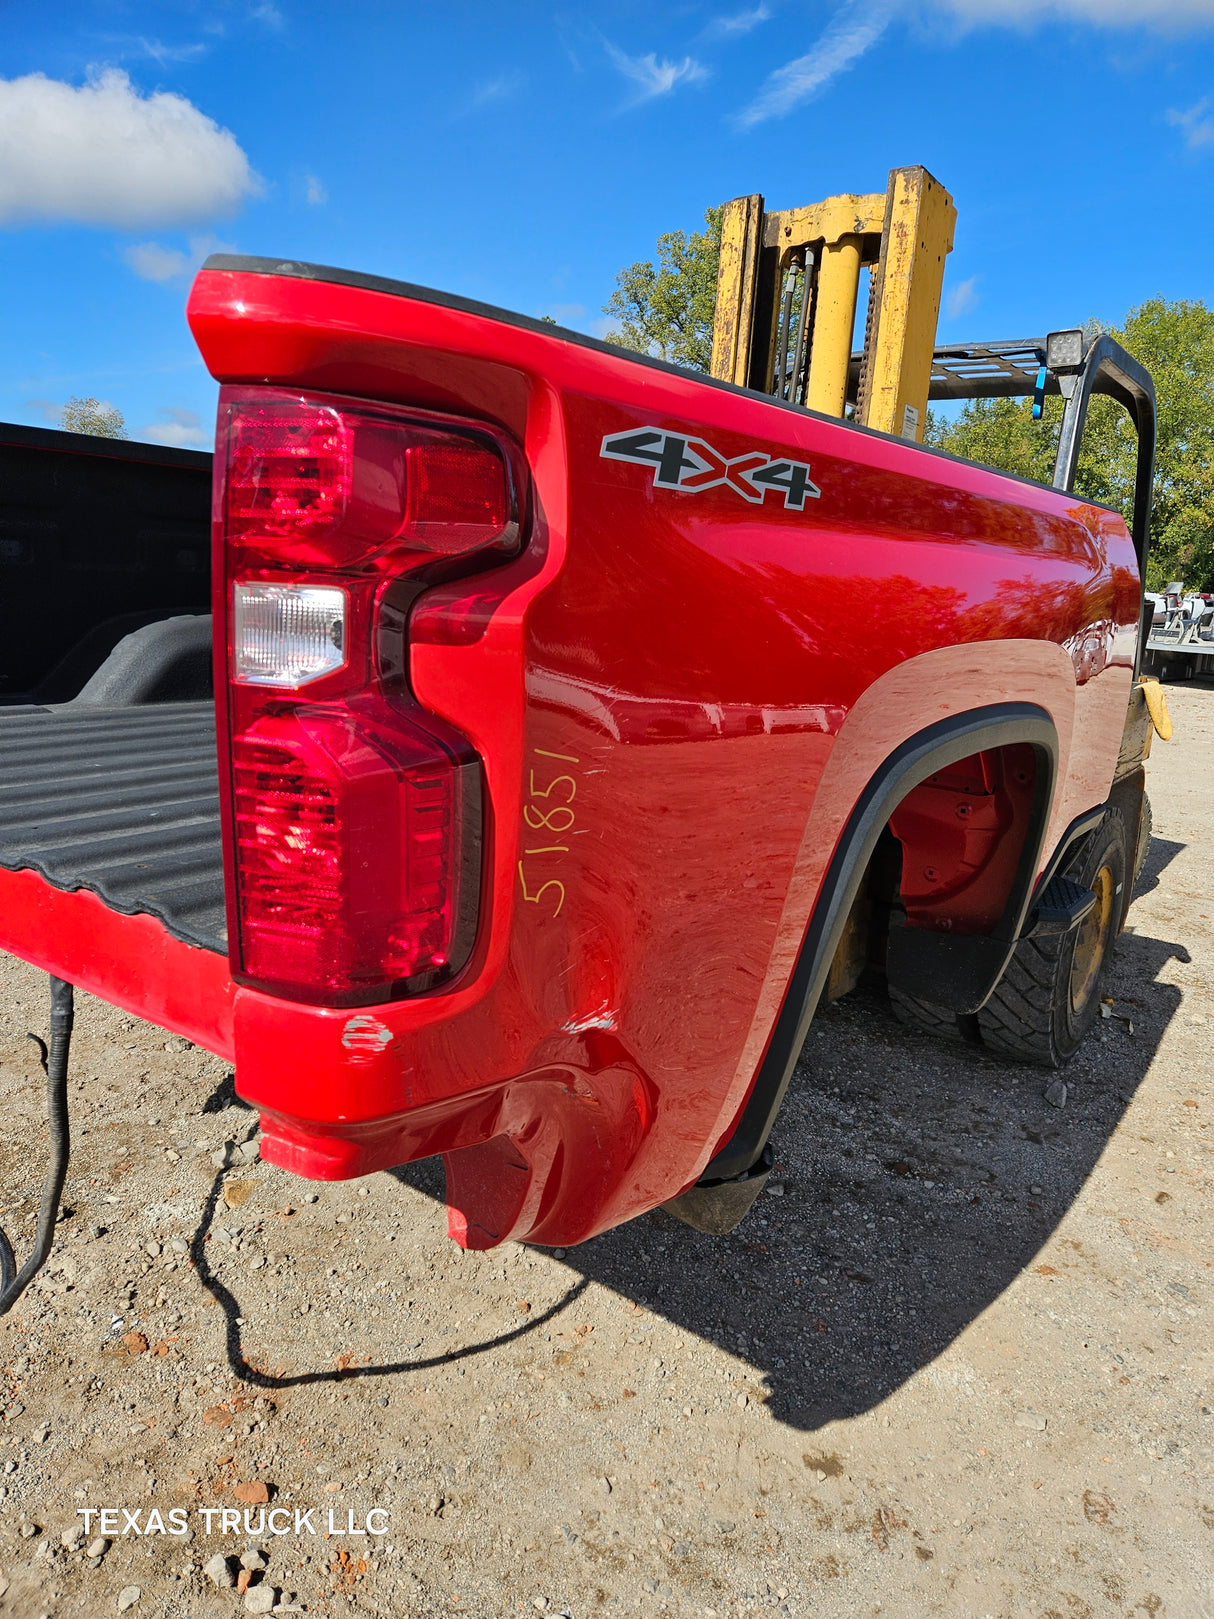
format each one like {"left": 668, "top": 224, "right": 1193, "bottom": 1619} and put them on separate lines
{"left": 2, "top": 0, "right": 1214, "bottom": 447}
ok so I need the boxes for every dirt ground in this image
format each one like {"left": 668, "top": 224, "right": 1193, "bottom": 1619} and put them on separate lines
{"left": 0, "top": 683, "right": 1210, "bottom": 1619}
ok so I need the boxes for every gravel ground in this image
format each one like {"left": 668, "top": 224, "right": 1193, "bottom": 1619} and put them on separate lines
{"left": 0, "top": 683, "right": 1210, "bottom": 1619}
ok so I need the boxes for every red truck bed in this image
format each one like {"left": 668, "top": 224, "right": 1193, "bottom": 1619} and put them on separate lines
{"left": 0, "top": 257, "right": 1143, "bottom": 1251}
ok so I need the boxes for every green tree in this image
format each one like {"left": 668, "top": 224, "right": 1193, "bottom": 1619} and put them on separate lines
{"left": 60, "top": 396, "right": 127, "bottom": 439}
{"left": 603, "top": 206, "right": 723, "bottom": 372}
{"left": 927, "top": 300, "right": 1214, "bottom": 592}
{"left": 926, "top": 394, "right": 1060, "bottom": 488}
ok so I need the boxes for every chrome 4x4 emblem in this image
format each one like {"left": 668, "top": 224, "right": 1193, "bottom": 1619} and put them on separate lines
{"left": 600, "top": 427, "right": 821, "bottom": 509}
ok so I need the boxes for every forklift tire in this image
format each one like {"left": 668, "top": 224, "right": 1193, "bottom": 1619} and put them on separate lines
{"left": 1133, "top": 793, "right": 1153, "bottom": 889}
{"left": 888, "top": 985, "right": 979, "bottom": 1045}
{"left": 976, "top": 809, "right": 1129, "bottom": 1069}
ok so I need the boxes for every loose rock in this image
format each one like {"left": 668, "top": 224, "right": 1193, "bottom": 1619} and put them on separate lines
{"left": 116, "top": 1587, "right": 141, "bottom": 1612}
{"left": 204, "top": 1552, "right": 235, "bottom": 1589}
{"left": 1015, "top": 1411, "right": 1048, "bottom": 1431}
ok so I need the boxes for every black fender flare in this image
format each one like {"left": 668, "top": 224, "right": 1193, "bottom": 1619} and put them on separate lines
{"left": 704, "top": 702, "right": 1059, "bottom": 1183}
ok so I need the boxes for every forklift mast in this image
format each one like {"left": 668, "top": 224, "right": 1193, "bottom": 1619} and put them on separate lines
{"left": 710, "top": 167, "right": 1156, "bottom": 584}
{"left": 710, "top": 165, "right": 957, "bottom": 443}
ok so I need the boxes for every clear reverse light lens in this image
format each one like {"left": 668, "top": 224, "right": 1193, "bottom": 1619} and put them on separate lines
{"left": 233, "top": 582, "right": 348, "bottom": 688}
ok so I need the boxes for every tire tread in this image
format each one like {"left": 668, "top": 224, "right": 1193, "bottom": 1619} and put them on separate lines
{"left": 977, "top": 810, "right": 1127, "bottom": 1069}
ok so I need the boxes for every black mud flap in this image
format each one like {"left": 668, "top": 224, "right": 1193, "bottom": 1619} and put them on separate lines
{"left": 662, "top": 1144, "right": 774, "bottom": 1236}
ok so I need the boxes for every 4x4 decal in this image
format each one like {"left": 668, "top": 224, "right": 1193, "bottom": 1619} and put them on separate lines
{"left": 600, "top": 427, "right": 821, "bottom": 510}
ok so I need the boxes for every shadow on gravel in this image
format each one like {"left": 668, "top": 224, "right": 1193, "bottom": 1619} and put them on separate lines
{"left": 1131, "top": 832, "right": 1185, "bottom": 900}
{"left": 190, "top": 1161, "right": 589, "bottom": 1391}
{"left": 199, "top": 875, "right": 1188, "bottom": 1431}
{"left": 569, "top": 917, "right": 1189, "bottom": 1433}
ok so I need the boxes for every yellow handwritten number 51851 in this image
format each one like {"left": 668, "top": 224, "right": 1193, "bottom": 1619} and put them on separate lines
{"left": 517, "top": 748, "right": 579, "bottom": 919}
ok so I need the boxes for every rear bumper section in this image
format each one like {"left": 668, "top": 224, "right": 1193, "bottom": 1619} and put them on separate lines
{"left": 0, "top": 864, "right": 661, "bottom": 1248}
{"left": 256, "top": 1064, "right": 652, "bottom": 1251}
{"left": 0, "top": 667, "right": 674, "bottom": 1252}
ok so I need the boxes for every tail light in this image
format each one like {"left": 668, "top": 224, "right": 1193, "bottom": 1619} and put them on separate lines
{"left": 215, "top": 386, "right": 520, "bottom": 1005}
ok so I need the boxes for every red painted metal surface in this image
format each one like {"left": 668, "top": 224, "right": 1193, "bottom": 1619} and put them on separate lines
{"left": 6, "top": 264, "right": 1141, "bottom": 1251}
{"left": 0, "top": 867, "right": 236, "bottom": 1060}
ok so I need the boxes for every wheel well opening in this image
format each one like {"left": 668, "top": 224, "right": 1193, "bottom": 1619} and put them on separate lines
{"left": 823, "top": 743, "right": 1040, "bottom": 1004}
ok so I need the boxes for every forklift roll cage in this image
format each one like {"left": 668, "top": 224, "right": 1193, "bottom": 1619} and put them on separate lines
{"left": 920, "top": 331, "right": 1156, "bottom": 582}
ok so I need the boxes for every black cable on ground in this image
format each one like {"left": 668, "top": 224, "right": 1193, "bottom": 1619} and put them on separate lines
{"left": 0, "top": 975, "right": 74, "bottom": 1316}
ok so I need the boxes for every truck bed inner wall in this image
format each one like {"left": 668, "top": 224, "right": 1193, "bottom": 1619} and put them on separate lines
{"left": 0, "top": 703, "right": 223, "bottom": 952}
{"left": 0, "top": 425, "right": 212, "bottom": 704}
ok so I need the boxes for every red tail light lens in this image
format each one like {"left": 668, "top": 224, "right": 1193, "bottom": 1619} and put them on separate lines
{"left": 217, "top": 387, "right": 519, "bottom": 1005}
{"left": 227, "top": 403, "right": 351, "bottom": 542}
{"left": 403, "top": 440, "right": 509, "bottom": 553}
{"left": 232, "top": 702, "right": 478, "bottom": 999}
{"left": 224, "top": 392, "right": 517, "bottom": 573}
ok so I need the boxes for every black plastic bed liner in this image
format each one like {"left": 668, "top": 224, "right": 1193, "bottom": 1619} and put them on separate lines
{"left": 0, "top": 702, "right": 226, "bottom": 953}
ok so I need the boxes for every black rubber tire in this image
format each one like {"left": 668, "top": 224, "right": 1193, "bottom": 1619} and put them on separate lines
{"left": 888, "top": 985, "right": 979, "bottom": 1045}
{"left": 1133, "top": 793, "right": 1152, "bottom": 889}
{"left": 977, "top": 809, "right": 1129, "bottom": 1068}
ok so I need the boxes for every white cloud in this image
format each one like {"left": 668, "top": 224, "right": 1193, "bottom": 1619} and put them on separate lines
{"left": 123, "top": 242, "right": 193, "bottom": 282}
{"left": 604, "top": 43, "right": 710, "bottom": 103}
{"left": 305, "top": 173, "right": 327, "bottom": 205}
{"left": 735, "top": 0, "right": 1214, "bottom": 129}
{"left": 1167, "top": 97, "right": 1214, "bottom": 146}
{"left": 141, "top": 406, "right": 210, "bottom": 448}
{"left": 97, "top": 35, "right": 211, "bottom": 67}
{"left": 462, "top": 74, "right": 525, "bottom": 112}
{"left": 944, "top": 275, "right": 980, "bottom": 319}
{"left": 0, "top": 69, "right": 261, "bottom": 230}
{"left": 122, "top": 232, "right": 232, "bottom": 283}
{"left": 930, "top": 0, "right": 1214, "bottom": 23}
{"left": 705, "top": 5, "right": 773, "bottom": 36}
{"left": 737, "top": 1, "right": 894, "bottom": 125}
{"left": 25, "top": 398, "right": 65, "bottom": 425}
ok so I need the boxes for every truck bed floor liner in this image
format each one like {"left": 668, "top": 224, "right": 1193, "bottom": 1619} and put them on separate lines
{"left": 0, "top": 702, "right": 225, "bottom": 954}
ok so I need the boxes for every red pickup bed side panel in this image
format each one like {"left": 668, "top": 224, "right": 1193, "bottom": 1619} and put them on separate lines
{"left": 14, "top": 265, "right": 1137, "bottom": 1251}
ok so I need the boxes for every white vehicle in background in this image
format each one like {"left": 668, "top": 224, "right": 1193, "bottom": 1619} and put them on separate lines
{"left": 1143, "top": 582, "right": 1214, "bottom": 679}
